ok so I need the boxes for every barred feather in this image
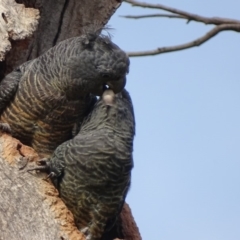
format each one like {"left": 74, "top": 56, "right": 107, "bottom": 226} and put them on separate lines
{"left": 46, "top": 89, "right": 135, "bottom": 240}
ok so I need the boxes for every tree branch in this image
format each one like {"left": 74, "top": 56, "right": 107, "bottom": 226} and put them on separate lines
{"left": 126, "top": 24, "right": 240, "bottom": 57}
{"left": 123, "top": 0, "right": 240, "bottom": 57}
{"left": 124, "top": 0, "right": 240, "bottom": 25}
{"left": 121, "top": 13, "right": 187, "bottom": 20}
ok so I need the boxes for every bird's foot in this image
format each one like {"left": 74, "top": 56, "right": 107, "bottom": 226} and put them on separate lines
{"left": 27, "top": 158, "right": 50, "bottom": 175}
{"left": 0, "top": 122, "right": 11, "bottom": 134}
{"left": 36, "top": 158, "right": 49, "bottom": 166}
{"left": 85, "top": 234, "right": 92, "bottom": 240}
{"left": 80, "top": 226, "right": 94, "bottom": 240}
{"left": 80, "top": 226, "right": 89, "bottom": 235}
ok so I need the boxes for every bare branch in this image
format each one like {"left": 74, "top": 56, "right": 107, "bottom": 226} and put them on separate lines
{"left": 124, "top": 0, "right": 240, "bottom": 25}
{"left": 123, "top": 0, "right": 240, "bottom": 57}
{"left": 126, "top": 24, "right": 240, "bottom": 57}
{"left": 121, "top": 14, "right": 187, "bottom": 20}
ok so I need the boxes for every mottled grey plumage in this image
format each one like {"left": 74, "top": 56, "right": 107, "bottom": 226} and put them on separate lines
{"left": 0, "top": 28, "right": 129, "bottom": 157}
{"left": 32, "top": 89, "right": 135, "bottom": 240}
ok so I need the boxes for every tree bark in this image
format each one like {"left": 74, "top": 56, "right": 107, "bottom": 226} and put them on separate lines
{"left": 0, "top": 0, "right": 141, "bottom": 239}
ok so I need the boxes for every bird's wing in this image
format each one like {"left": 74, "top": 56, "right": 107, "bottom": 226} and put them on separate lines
{"left": 0, "top": 60, "right": 33, "bottom": 115}
{"left": 0, "top": 69, "right": 22, "bottom": 114}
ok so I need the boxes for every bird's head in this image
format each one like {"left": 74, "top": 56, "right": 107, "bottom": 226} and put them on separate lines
{"left": 80, "top": 88, "right": 135, "bottom": 139}
{"left": 63, "top": 30, "right": 129, "bottom": 97}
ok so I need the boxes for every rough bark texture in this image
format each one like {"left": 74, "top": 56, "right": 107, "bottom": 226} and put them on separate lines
{"left": 0, "top": 0, "right": 39, "bottom": 61}
{"left": 0, "top": 1, "right": 141, "bottom": 239}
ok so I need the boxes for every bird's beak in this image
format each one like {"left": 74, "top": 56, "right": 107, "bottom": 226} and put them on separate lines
{"left": 102, "top": 89, "right": 115, "bottom": 106}
{"left": 91, "top": 77, "right": 126, "bottom": 96}
{"left": 107, "top": 76, "right": 126, "bottom": 94}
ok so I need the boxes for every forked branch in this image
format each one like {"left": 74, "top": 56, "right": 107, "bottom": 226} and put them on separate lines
{"left": 123, "top": 0, "right": 240, "bottom": 57}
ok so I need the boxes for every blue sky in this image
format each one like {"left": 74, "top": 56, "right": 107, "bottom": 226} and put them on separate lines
{"left": 109, "top": 1, "right": 240, "bottom": 239}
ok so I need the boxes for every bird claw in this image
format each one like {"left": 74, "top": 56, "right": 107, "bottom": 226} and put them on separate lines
{"left": 0, "top": 123, "right": 11, "bottom": 134}
{"left": 80, "top": 226, "right": 89, "bottom": 235}
{"left": 27, "top": 165, "right": 49, "bottom": 173}
{"left": 27, "top": 158, "right": 50, "bottom": 174}
{"left": 46, "top": 172, "right": 56, "bottom": 179}
{"left": 27, "top": 158, "right": 56, "bottom": 181}
{"left": 36, "top": 158, "right": 49, "bottom": 166}
{"left": 85, "top": 234, "right": 92, "bottom": 240}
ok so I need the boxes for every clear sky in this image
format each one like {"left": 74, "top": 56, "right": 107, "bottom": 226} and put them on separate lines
{"left": 109, "top": 1, "right": 240, "bottom": 239}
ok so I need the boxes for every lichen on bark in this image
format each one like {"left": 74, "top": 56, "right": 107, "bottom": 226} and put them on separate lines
{"left": 0, "top": 0, "right": 39, "bottom": 61}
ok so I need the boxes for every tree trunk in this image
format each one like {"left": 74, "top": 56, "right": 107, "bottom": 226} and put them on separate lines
{"left": 0, "top": 1, "right": 141, "bottom": 239}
